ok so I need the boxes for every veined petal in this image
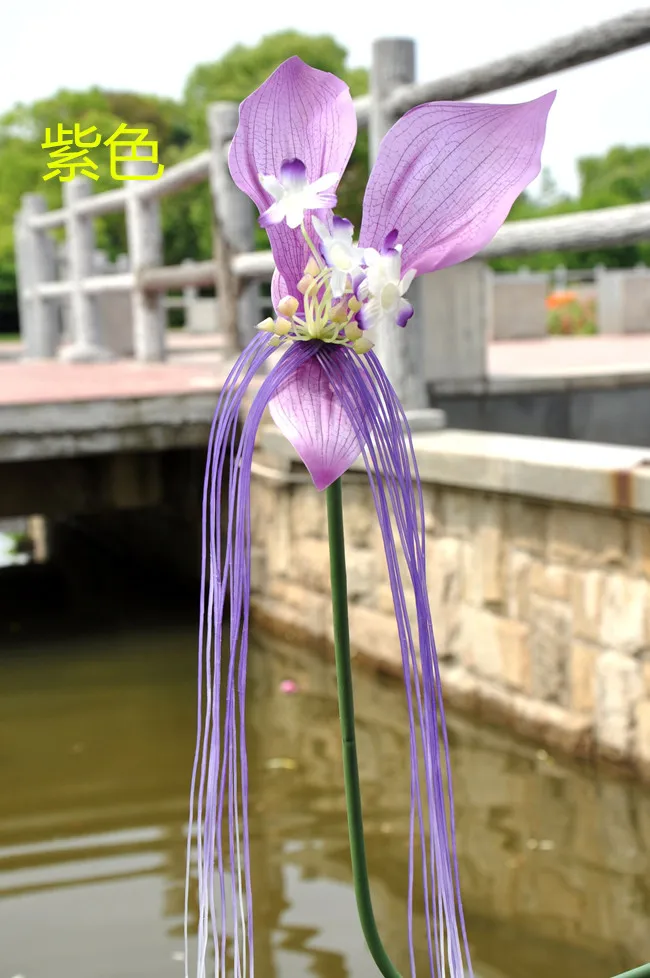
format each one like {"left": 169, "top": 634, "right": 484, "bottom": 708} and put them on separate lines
{"left": 229, "top": 57, "right": 357, "bottom": 299}
{"left": 268, "top": 351, "right": 362, "bottom": 491}
{"left": 360, "top": 93, "right": 555, "bottom": 274}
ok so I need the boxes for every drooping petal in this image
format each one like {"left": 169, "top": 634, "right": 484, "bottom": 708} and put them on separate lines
{"left": 229, "top": 56, "right": 357, "bottom": 298}
{"left": 187, "top": 336, "right": 317, "bottom": 978}
{"left": 268, "top": 349, "right": 362, "bottom": 491}
{"left": 360, "top": 93, "right": 555, "bottom": 275}
{"left": 318, "top": 346, "right": 473, "bottom": 978}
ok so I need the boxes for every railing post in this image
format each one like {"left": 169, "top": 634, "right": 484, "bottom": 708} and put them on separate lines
{"left": 369, "top": 39, "right": 429, "bottom": 413}
{"left": 125, "top": 158, "right": 166, "bottom": 361}
{"left": 208, "top": 102, "right": 258, "bottom": 351}
{"left": 59, "top": 177, "right": 112, "bottom": 362}
{"left": 14, "top": 194, "right": 59, "bottom": 358}
{"left": 181, "top": 257, "right": 198, "bottom": 329}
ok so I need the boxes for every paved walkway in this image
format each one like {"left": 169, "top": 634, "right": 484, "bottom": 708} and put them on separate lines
{"left": 1, "top": 332, "right": 650, "bottom": 406}
{"left": 489, "top": 334, "right": 650, "bottom": 378}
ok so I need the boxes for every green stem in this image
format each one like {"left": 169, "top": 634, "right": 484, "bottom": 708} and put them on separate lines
{"left": 326, "top": 477, "right": 402, "bottom": 978}
{"left": 612, "top": 967, "right": 650, "bottom": 978}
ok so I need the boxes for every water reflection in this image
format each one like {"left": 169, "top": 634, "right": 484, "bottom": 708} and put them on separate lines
{"left": 1, "top": 614, "right": 650, "bottom": 978}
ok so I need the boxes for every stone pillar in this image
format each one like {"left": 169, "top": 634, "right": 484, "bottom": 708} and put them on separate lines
{"left": 59, "top": 177, "right": 113, "bottom": 362}
{"left": 421, "top": 260, "right": 489, "bottom": 393}
{"left": 181, "top": 258, "right": 199, "bottom": 329}
{"left": 125, "top": 156, "right": 166, "bottom": 361}
{"left": 369, "top": 38, "right": 430, "bottom": 414}
{"left": 208, "top": 101, "right": 258, "bottom": 351}
{"left": 14, "top": 194, "right": 59, "bottom": 358}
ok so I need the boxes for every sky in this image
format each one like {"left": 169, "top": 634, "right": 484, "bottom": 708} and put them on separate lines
{"left": 2, "top": 0, "right": 649, "bottom": 196}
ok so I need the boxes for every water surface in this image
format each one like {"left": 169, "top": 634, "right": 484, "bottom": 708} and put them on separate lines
{"left": 1, "top": 590, "right": 650, "bottom": 978}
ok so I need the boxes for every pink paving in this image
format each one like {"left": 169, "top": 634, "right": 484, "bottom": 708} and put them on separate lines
{"left": 489, "top": 334, "right": 650, "bottom": 377}
{"left": 1, "top": 333, "right": 650, "bottom": 406}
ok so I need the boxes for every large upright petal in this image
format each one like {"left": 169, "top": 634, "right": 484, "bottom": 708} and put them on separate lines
{"left": 269, "top": 349, "right": 362, "bottom": 491}
{"left": 229, "top": 57, "right": 357, "bottom": 298}
{"left": 359, "top": 93, "right": 555, "bottom": 275}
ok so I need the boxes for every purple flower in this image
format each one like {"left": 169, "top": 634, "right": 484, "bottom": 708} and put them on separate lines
{"left": 187, "top": 55, "right": 554, "bottom": 978}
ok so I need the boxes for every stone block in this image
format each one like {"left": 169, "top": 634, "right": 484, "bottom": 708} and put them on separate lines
{"left": 571, "top": 570, "right": 604, "bottom": 643}
{"left": 530, "top": 563, "right": 570, "bottom": 602}
{"left": 474, "top": 496, "right": 504, "bottom": 605}
{"left": 456, "top": 608, "right": 528, "bottom": 688}
{"left": 529, "top": 595, "right": 571, "bottom": 705}
{"left": 504, "top": 548, "right": 535, "bottom": 620}
{"left": 438, "top": 488, "right": 476, "bottom": 538}
{"left": 570, "top": 641, "right": 598, "bottom": 713}
{"left": 504, "top": 498, "right": 547, "bottom": 556}
{"left": 421, "top": 484, "right": 438, "bottom": 535}
{"left": 630, "top": 519, "right": 650, "bottom": 579}
{"left": 426, "top": 536, "right": 462, "bottom": 655}
{"left": 599, "top": 573, "right": 648, "bottom": 654}
{"left": 290, "top": 484, "right": 328, "bottom": 540}
{"left": 342, "top": 481, "right": 375, "bottom": 548}
{"left": 291, "top": 537, "right": 331, "bottom": 593}
{"left": 348, "top": 604, "right": 401, "bottom": 670}
{"left": 635, "top": 700, "right": 650, "bottom": 764}
{"left": 266, "top": 491, "right": 292, "bottom": 580}
{"left": 500, "top": 619, "right": 530, "bottom": 692}
{"left": 547, "top": 507, "right": 624, "bottom": 567}
{"left": 595, "top": 651, "right": 642, "bottom": 758}
{"left": 345, "top": 545, "right": 378, "bottom": 602}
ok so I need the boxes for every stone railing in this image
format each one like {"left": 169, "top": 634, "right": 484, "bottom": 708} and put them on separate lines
{"left": 12, "top": 10, "right": 650, "bottom": 405}
{"left": 250, "top": 426, "right": 650, "bottom": 775}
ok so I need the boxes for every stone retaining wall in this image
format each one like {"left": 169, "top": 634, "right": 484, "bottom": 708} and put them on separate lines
{"left": 250, "top": 427, "right": 650, "bottom": 775}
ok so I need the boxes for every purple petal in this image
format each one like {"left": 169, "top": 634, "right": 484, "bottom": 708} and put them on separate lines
{"left": 268, "top": 352, "right": 361, "bottom": 490}
{"left": 258, "top": 201, "right": 285, "bottom": 228}
{"left": 360, "top": 93, "right": 555, "bottom": 275}
{"left": 332, "top": 215, "right": 353, "bottom": 235}
{"left": 229, "top": 56, "right": 357, "bottom": 299}
{"left": 381, "top": 229, "right": 399, "bottom": 253}
{"left": 396, "top": 298, "right": 414, "bottom": 327}
{"left": 280, "top": 157, "right": 307, "bottom": 186}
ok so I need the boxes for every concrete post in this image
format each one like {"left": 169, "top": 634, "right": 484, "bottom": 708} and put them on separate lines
{"left": 208, "top": 102, "right": 258, "bottom": 351}
{"left": 14, "top": 194, "right": 59, "bottom": 358}
{"left": 125, "top": 156, "right": 166, "bottom": 361}
{"left": 59, "top": 178, "right": 113, "bottom": 362}
{"left": 420, "top": 261, "right": 489, "bottom": 393}
{"left": 369, "top": 39, "right": 430, "bottom": 413}
{"left": 181, "top": 257, "right": 198, "bottom": 329}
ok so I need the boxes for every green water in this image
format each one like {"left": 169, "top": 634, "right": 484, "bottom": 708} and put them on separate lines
{"left": 1, "top": 576, "right": 650, "bottom": 978}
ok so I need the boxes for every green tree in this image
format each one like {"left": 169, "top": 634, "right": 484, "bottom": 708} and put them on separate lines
{"left": 492, "top": 147, "right": 650, "bottom": 272}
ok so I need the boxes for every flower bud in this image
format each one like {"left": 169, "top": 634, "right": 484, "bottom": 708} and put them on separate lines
{"left": 331, "top": 301, "right": 348, "bottom": 324}
{"left": 353, "top": 336, "right": 374, "bottom": 355}
{"left": 297, "top": 275, "right": 313, "bottom": 294}
{"left": 348, "top": 296, "right": 362, "bottom": 313}
{"left": 304, "top": 256, "right": 320, "bottom": 277}
{"left": 256, "top": 317, "right": 276, "bottom": 332}
{"left": 277, "top": 295, "right": 299, "bottom": 317}
{"left": 344, "top": 322, "right": 362, "bottom": 341}
{"left": 274, "top": 317, "right": 292, "bottom": 335}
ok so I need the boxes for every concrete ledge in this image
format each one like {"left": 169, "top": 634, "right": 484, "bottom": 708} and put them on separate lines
{"left": 0, "top": 392, "right": 220, "bottom": 462}
{"left": 259, "top": 425, "right": 650, "bottom": 515}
